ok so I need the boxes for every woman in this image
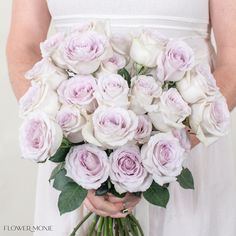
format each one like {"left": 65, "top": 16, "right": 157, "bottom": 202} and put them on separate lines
{"left": 6, "top": 0, "right": 236, "bottom": 235}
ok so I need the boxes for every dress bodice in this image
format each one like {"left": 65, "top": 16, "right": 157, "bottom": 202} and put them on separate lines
{"left": 47, "top": 0, "right": 211, "bottom": 38}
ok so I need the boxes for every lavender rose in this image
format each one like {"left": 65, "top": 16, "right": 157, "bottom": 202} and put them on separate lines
{"left": 97, "top": 53, "right": 127, "bottom": 76}
{"left": 82, "top": 106, "right": 138, "bottom": 148}
{"left": 25, "top": 58, "right": 68, "bottom": 90}
{"left": 134, "top": 115, "right": 152, "bottom": 144}
{"left": 130, "top": 75, "right": 162, "bottom": 114}
{"left": 189, "top": 95, "right": 230, "bottom": 145}
{"left": 57, "top": 75, "right": 97, "bottom": 113}
{"left": 19, "top": 111, "right": 63, "bottom": 162}
{"left": 19, "top": 81, "right": 60, "bottom": 118}
{"left": 148, "top": 88, "right": 191, "bottom": 132}
{"left": 141, "top": 132, "right": 185, "bottom": 186}
{"left": 110, "top": 145, "right": 152, "bottom": 194}
{"left": 56, "top": 106, "right": 86, "bottom": 143}
{"left": 65, "top": 144, "right": 110, "bottom": 189}
{"left": 176, "top": 64, "right": 219, "bottom": 104}
{"left": 157, "top": 40, "right": 195, "bottom": 82}
{"left": 94, "top": 74, "right": 129, "bottom": 108}
{"left": 61, "top": 31, "right": 113, "bottom": 74}
{"left": 172, "top": 128, "right": 191, "bottom": 153}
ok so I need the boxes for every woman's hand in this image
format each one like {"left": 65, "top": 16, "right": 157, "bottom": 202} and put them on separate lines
{"left": 83, "top": 190, "right": 141, "bottom": 218}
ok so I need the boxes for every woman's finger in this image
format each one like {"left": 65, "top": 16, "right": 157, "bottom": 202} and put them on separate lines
{"left": 87, "top": 191, "right": 124, "bottom": 215}
{"left": 83, "top": 198, "right": 109, "bottom": 217}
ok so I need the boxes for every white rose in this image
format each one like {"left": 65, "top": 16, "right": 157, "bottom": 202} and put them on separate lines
{"left": 148, "top": 88, "right": 191, "bottom": 132}
{"left": 19, "top": 81, "right": 60, "bottom": 118}
{"left": 130, "top": 75, "right": 162, "bottom": 114}
{"left": 189, "top": 95, "right": 230, "bottom": 146}
{"left": 176, "top": 64, "right": 219, "bottom": 104}
{"left": 56, "top": 106, "right": 86, "bottom": 143}
{"left": 141, "top": 132, "right": 185, "bottom": 186}
{"left": 19, "top": 111, "right": 63, "bottom": 162}
{"left": 25, "top": 58, "right": 68, "bottom": 90}
{"left": 40, "top": 32, "right": 65, "bottom": 58}
{"left": 94, "top": 74, "right": 129, "bottom": 108}
{"left": 130, "top": 29, "right": 167, "bottom": 67}
{"left": 82, "top": 106, "right": 138, "bottom": 148}
{"left": 110, "top": 33, "right": 132, "bottom": 56}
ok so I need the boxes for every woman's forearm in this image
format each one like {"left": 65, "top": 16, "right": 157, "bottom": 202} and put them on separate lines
{"left": 213, "top": 65, "right": 236, "bottom": 111}
{"left": 6, "top": 41, "right": 42, "bottom": 101}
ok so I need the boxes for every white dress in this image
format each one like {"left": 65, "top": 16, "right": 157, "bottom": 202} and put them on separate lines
{"left": 34, "top": 0, "right": 236, "bottom": 235}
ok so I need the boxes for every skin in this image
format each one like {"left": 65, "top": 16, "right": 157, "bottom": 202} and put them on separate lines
{"left": 6, "top": 0, "right": 236, "bottom": 217}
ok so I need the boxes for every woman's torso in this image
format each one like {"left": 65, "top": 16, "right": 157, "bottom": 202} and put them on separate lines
{"left": 47, "top": 0, "right": 211, "bottom": 39}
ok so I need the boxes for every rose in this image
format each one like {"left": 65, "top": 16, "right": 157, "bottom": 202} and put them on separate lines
{"left": 19, "top": 111, "right": 63, "bottom": 162}
{"left": 130, "top": 29, "right": 167, "bottom": 67}
{"left": 157, "top": 40, "right": 195, "bottom": 82}
{"left": 176, "top": 64, "right": 219, "bottom": 104}
{"left": 70, "top": 21, "right": 109, "bottom": 35}
{"left": 56, "top": 106, "right": 86, "bottom": 143}
{"left": 57, "top": 75, "right": 97, "bottom": 113}
{"left": 82, "top": 106, "right": 138, "bottom": 148}
{"left": 148, "top": 88, "right": 191, "bottom": 132}
{"left": 130, "top": 75, "right": 162, "bottom": 114}
{"left": 19, "top": 81, "right": 60, "bottom": 118}
{"left": 172, "top": 128, "right": 191, "bottom": 153}
{"left": 101, "top": 53, "right": 127, "bottom": 73}
{"left": 61, "top": 31, "right": 113, "bottom": 74}
{"left": 40, "top": 32, "right": 65, "bottom": 58}
{"left": 189, "top": 95, "right": 230, "bottom": 145}
{"left": 110, "top": 145, "right": 152, "bottom": 194}
{"left": 110, "top": 33, "right": 132, "bottom": 56}
{"left": 94, "top": 74, "right": 129, "bottom": 108}
{"left": 141, "top": 132, "right": 185, "bottom": 185}
{"left": 25, "top": 58, "right": 68, "bottom": 90}
{"left": 134, "top": 115, "right": 152, "bottom": 144}
{"left": 65, "top": 144, "right": 110, "bottom": 189}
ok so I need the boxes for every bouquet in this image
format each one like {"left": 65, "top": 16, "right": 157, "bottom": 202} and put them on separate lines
{"left": 18, "top": 21, "right": 230, "bottom": 236}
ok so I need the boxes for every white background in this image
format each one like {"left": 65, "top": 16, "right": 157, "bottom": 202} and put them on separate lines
{"left": 0, "top": 1, "right": 236, "bottom": 236}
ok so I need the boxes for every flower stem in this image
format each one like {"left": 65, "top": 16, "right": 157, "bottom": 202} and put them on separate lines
{"left": 117, "top": 219, "right": 125, "bottom": 236}
{"left": 121, "top": 218, "right": 129, "bottom": 236}
{"left": 103, "top": 217, "right": 109, "bottom": 236}
{"left": 88, "top": 215, "right": 100, "bottom": 236}
{"left": 70, "top": 212, "right": 93, "bottom": 236}
{"left": 127, "top": 217, "right": 138, "bottom": 236}
{"left": 96, "top": 217, "right": 104, "bottom": 236}
{"left": 128, "top": 215, "right": 144, "bottom": 236}
{"left": 108, "top": 217, "right": 114, "bottom": 236}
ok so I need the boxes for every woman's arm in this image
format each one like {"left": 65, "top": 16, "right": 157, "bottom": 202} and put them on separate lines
{"left": 6, "top": 0, "right": 51, "bottom": 100}
{"left": 210, "top": 0, "right": 236, "bottom": 111}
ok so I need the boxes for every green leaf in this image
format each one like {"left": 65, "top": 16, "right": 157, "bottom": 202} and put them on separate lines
{"left": 49, "top": 162, "right": 65, "bottom": 182}
{"left": 53, "top": 168, "right": 74, "bottom": 191}
{"left": 58, "top": 182, "right": 88, "bottom": 215}
{"left": 143, "top": 181, "right": 170, "bottom": 208}
{"left": 118, "top": 68, "right": 131, "bottom": 87}
{"left": 49, "top": 146, "right": 71, "bottom": 163}
{"left": 177, "top": 168, "right": 194, "bottom": 190}
{"left": 133, "top": 192, "right": 142, "bottom": 198}
{"left": 95, "top": 181, "right": 109, "bottom": 196}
